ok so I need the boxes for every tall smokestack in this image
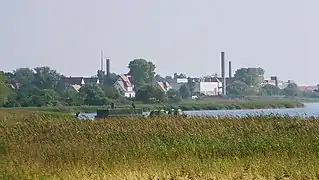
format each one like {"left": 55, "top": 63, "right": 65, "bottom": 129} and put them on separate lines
{"left": 100, "top": 50, "right": 104, "bottom": 71}
{"left": 228, "top": 61, "right": 232, "bottom": 78}
{"left": 106, "top": 58, "right": 110, "bottom": 76}
{"left": 221, "top": 52, "right": 226, "bottom": 96}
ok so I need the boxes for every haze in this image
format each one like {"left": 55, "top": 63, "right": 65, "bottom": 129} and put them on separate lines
{"left": 1, "top": 0, "right": 318, "bottom": 85}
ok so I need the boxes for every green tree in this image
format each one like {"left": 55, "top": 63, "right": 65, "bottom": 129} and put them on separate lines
{"left": 135, "top": 85, "right": 165, "bottom": 103}
{"left": 13, "top": 68, "right": 35, "bottom": 86}
{"left": 166, "top": 89, "right": 181, "bottom": 102}
{"left": 128, "top": 59, "right": 156, "bottom": 89}
{"left": 261, "top": 84, "right": 281, "bottom": 96}
{"left": 33, "top": 66, "right": 61, "bottom": 89}
{"left": 234, "top": 68, "right": 265, "bottom": 87}
{"left": 179, "top": 84, "right": 190, "bottom": 99}
{"left": 187, "top": 77, "right": 195, "bottom": 96}
{"left": 0, "top": 71, "right": 9, "bottom": 106}
{"left": 59, "top": 88, "right": 84, "bottom": 106}
{"left": 174, "top": 73, "right": 186, "bottom": 79}
{"left": 32, "top": 89, "right": 60, "bottom": 107}
{"left": 283, "top": 83, "right": 301, "bottom": 97}
{"left": 227, "top": 81, "right": 250, "bottom": 96}
{"left": 102, "top": 85, "right": 120, "bottom": 99}
{"left": 79, "top": 84, "right": 106, "bottom": 105}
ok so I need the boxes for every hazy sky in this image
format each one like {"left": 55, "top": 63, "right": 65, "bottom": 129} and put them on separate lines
{"left": 1, "top": 0, "right": 318, "bottom": 85}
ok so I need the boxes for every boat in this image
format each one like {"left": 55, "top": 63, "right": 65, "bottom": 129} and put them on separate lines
{"left": 95, "top": 108, "right": 144, "bottom": 119}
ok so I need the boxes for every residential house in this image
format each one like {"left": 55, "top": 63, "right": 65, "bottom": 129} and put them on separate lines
{"left": 113, "top": 74, "right": 135, "bottom": 98}
{"left": 299, "top": 85, "right": 318, "bottom": 92}
{"left": 58, "top": 77, "right": 100, "bottom": 91}
{"left": 155, "top": 81, "right": 172, "bottom": 93}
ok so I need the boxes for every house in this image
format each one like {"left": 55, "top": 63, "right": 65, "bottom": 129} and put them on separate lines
{"left": 113, "top": 74, "right": 135, "bottom": 98}
{"left": 58, "top": 77, "right": 100, "bottom": 91}
{"left": 298, "top": 86, "right": 318, "bottom": 92}
{"left": 156, "top": 81, "right": 172, "bottom": 93}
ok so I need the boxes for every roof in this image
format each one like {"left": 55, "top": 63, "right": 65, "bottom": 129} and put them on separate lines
{"left": 299, "top": 86, "right": 318, "bottom": 92}
{"left": 60, "top": 77, "right": 84, "bottom": 85}
{"left": 59, "top": 77, "right": 99, "bottom": 85}
{"left": 116, "top": 74, "right": 134, "bottom": 92}
{"left": 157, "top": 81, "right": 172, "bottom": 92}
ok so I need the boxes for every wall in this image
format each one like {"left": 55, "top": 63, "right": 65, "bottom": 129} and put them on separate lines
{"left": 194, "top": 82, "right": 220, "bottom": 96}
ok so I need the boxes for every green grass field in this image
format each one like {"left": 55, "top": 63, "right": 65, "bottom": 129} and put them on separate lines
{"left": 1, "top": 110, "right": 318, "bottom": 179}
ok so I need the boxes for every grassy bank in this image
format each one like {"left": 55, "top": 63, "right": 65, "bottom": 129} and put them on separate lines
{"left": 1, "top": 111, "right": 319, "bottom": 179}
{"left": 2, "top": 99, "right": 304, "bottom": 113}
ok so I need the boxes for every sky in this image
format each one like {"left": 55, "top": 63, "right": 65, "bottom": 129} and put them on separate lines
{"left": 0, "top": 0, "right": 318, "bottom": 85}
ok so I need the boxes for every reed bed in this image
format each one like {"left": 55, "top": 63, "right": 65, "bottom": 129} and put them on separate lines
{"left": 1, "top": 110, "right": 319, "bottom": 179}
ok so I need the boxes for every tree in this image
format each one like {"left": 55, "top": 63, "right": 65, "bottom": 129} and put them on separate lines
{"left": 128, "top": 59, "right": 156, "bottom": 90}
{"left": 227, "top": 81, "right": 250, "bottom": 96}
{"left": 174, "top": 73, "right": 186, "bottom": 79}
{"left": 0, "top": 71, "right": 9, "bottom": 106}
{"left": 166, "top": 89, "right": 181, "bottom": 102}
{"left": 33, "top": 66, "right": 61, "bottom": 89}
{"left": 283, "top": 83, "right": 301, "bottom": 97}
{"left": 179, "top": 84, "right": 190, "bottom": 99}
{"left": 261, "top": 84, "right": 281, "bottom": 96}
{"left": 79, "top": 84, "right": 107, "bottom": 105}
{"left": 32, "top": 89, "right": 60, "bottom": 107}
{"left": 234, "top": 68, "right": 265, "bottom": 87}
{"left": 135, "top": 85, "right": 165, "bottom": 103}
{"left": 13, "top": 68, "right": 35, "bottom": 86}
{"left": 59, "top": 88, "right": 84, "bottom": 106}
{"left": 187, "top": 77, "right": 195, "bottom": 96}
{"left": 102, "top": 85, "right": 120, "bottom": 99}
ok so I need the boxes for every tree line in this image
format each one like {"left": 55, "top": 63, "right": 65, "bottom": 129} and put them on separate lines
{"left": 0, "top": 59, "right": 317, "bottom": 107}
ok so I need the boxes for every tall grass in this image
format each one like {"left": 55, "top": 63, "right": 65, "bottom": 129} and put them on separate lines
{"left": 1, "top": 110, "right": 318, "bottom": 179}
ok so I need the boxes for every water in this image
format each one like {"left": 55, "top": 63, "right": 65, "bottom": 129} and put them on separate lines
{"left": 77, "top": 103, "right": 319, "bottom": 119}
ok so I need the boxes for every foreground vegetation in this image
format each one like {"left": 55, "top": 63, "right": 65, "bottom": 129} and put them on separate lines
{"left": 0, "top": 99, "right": 304, "bottom": 113}
{"left": 1, "top": 110, "right": 319, "bottom": 179}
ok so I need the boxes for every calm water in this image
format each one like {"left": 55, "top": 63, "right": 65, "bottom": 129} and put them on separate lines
{"left": 78, "top": 103, "right": 319, "bottom": 119}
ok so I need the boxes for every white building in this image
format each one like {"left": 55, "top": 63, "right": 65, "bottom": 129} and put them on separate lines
{"left": 113, "top": 74, "right": 136, "bottom": 98}
{"left": 194, "top": 77, "right": 221, "bottom": 96}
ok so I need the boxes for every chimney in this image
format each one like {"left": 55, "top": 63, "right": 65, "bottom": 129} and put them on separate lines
{"left": 106, "top": 58, "right": 110, "bottom": 76}
{"left": 101, "top": 50, "right": 104, "bottom": 71}
{"left": 228, "top": 61, "right": 232, "bottom": 78}
{"left": 221, "top": 52, "right": 226, "bottom": 96}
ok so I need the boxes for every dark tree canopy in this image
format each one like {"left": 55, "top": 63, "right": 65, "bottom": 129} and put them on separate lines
{"left": 234, "top": 67, "right": 265, "bottom": 87}
{"left": 227, "top": 81, "right": 250, "bottom": 96}
{"left": 128, "top": 59, "right": 156, "bottom": 90}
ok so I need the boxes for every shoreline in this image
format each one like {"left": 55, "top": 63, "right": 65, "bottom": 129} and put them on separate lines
{"left": 1, "top": 99, "right": 304, "bottom": 113}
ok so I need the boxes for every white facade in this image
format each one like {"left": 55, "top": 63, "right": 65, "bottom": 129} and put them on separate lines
{"left": 176, "top": 78, "right": 188, "bottom": 83}
{"left": 194, "top": 82, "right": 220, "bottom": 96}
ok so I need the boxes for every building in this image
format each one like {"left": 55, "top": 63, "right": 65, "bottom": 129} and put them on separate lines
{"left": 58, "top": 77, "right": 100, "bottom": 91}
{"left": 298, "top": 85, "right": 318, "bottom": 92}
{"left": 167, "top": 78, "right": 188, "bottom": 91}
{"left": 155, "top": 81, "right": 172, "bottom": 93}
{"left": 194, "top": 76, "right": 221, "bottom": 96}
{"left": 113, "top": 74, "right": 135, "bottom": 98}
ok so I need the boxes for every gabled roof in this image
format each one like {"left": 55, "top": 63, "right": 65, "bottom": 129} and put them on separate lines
{"left": 157, "top": 81, "right": 172, "bottom": 92}
{"left": 299, "top": 86, "right": 318, "bottom": 92}
{"left": 60, "top": 77, "right": 99, "bottom": 85}
{"left": 115, "top": 74, "right": 134, "bottom": 92}
{"left": 60, "top": 77, "right": 84, "bottom": 85}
